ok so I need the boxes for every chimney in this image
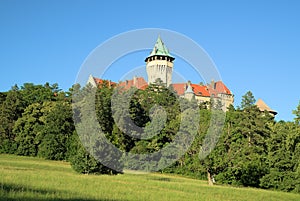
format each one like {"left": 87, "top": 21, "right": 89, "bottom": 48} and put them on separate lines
{"left": 133, "top": 76, "right": 137, "bottom": 87}
{"left": 211, "top": 80, "right": 215, "bottom": 89}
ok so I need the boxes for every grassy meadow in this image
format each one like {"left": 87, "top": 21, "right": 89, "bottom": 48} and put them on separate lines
{"left": 1, "top": 154, "right": 300, "bottom": 201}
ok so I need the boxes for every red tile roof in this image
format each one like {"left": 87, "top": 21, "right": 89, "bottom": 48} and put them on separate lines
{"left": 92, "top": 76, "right": 231, "bottom": 98}
{"left": 208, "top": 81, "right": 232, "bottom": 96}
{"left": 118, "top": 77, "right": 148, "bottom": 90}
{"left": 172, "top": 83, "right": 186, "bottom": 96}
{"left": 93, "top": 77, "right": 116, "bottom": 87}
{"left": 92, "top": 77, "right": 148, "bottom": 90}
{"left": 190, "top": 84, "right": 210, "bottom": 97}
{"left": 172, "top": 83, "right": 210, "bottom": 97}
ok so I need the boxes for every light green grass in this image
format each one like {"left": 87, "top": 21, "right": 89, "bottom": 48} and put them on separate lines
{"left": 1, "top": 154, "right": 299, "bottom": 201}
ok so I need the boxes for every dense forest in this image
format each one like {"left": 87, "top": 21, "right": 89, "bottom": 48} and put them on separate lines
{"left": 0, "top": 81, "right": 299, "bottom": 193}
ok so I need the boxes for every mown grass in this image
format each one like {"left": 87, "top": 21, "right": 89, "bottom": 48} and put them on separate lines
{"left": 1, "top": 154, "right": 300, "bottom": 201}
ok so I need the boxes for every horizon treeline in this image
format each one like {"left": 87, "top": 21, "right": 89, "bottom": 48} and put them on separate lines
{"left": 0, "top": 81, "right": 299, "bottom": 193}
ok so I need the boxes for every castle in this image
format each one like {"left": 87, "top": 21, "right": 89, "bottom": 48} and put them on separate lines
{"left": 87, "top": 36, "right": 279, "bottom": 116}
{"left": 88, "top": 36, "right": 235, "bottom": 111}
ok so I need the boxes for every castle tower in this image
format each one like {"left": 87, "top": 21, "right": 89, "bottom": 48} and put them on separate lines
{"left": 145, "top": 36, "right": 175, "bottom": 87}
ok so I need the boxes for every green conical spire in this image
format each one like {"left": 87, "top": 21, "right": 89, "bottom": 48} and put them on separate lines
{"left": 148, "top": 35, "right": 173, "bottom": 57}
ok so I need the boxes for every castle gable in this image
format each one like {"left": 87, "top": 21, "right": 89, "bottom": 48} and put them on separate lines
{"left": 208, "top": 81, "right": 232, "bottom": 96}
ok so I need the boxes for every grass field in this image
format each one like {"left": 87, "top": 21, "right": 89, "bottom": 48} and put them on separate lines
{"left": 1, "top": 154, "right": 300, "bottom": 201}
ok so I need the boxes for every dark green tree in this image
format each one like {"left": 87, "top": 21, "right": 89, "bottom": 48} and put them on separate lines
{"left": 95, "top": 81, "right": 114, "bottom": 135}
{"left": 241, "top": 91, "right": 256, "bottom": 109}
{"left": 20, "top": 83, "right": 57, "bottom": 106}
{"left": 13, "top": 103, "right": 44, "bottom": 156}
{"left": 69, "top": 133, "right": 106, "bottom": 174}
{"left": 0, "top": 82, "right": 63, "bottom": 154}
{"left": 261, "top": 119, "right": 300, "bottom": 192}
{"left": 71, "top": 84, "right": 123, "bottom": 174}
{"left": 0, "top": 86, "right": 24, "bottom": 153}
{"left": 0, "top": 92, "right": 6, "bottom": 105}
{"left": 204, "top": 105, "right": 272, "bottom": 187}
{"left": 293, "top": 101, "right": 300, "bottom": 125}
{"left": 37, "top": 101, "right": 74, "bottom": 160}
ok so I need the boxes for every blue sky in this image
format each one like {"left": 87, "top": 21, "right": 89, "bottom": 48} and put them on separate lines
{"left": 0, "top": 0, "right": 299, "bottom": 121}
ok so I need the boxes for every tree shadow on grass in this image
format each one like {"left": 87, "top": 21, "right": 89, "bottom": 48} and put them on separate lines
{"left": 0, "top": 183, "right": 127, "bottom": 201}
{"left": 149, "top": 177, "right": 172, "bottom": 182}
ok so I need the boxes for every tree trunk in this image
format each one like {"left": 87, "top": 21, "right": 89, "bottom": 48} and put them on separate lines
{"left": 207, "top": 171, "right": 214, "bottom": 186}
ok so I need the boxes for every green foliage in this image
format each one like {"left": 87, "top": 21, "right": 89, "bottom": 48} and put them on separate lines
{"left": 68, "top": 134, "right": 105, "bottom": 174}
{"left": 1, "top": 81, "right": 300, "bottom": 193}
{"left": 71, "top": 84, "right": 123, "bottom": 174}
{"left": 95, "top": 81, "right": 114, "bottom": 134}
{"left": 68, "top": 129, "right": 121, "bottom": 175}
{"left": 20, "top": 83, "right": 58, "bottom": 106}
{"left": 241, "top": 91, "right": 256, "bottom": 109}
{"left": 37, "top": 101, "right": 74, "bottom": 160}
{"left": 202, "top": 103, "right": 273, "bottom": 187}
{"left": 13, "top": 99, "right": 74, "bottom": 160}
{"left": 13, "top": 103, "right": 44, "bottom": 156}
{"left": 0, "top": 83, "right": 63, "bottom": 154}
{"left": 260, "top": 121, "right": 300, "bottom": 192}
{"left": 0, "top": 92, "right": 6, "bottom": 104}
{"left": 0, "top": 87, "right": 24, "bottom": 153}
{"left": 293, "top": 101, "right": 300, "bottom": 125}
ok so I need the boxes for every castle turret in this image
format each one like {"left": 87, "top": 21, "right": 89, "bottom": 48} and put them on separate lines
{"left": 145, "top": 36, "right": 175, "bottom": 87}
{"left": 184, "top": 81, "right": 195, "bottom": 100}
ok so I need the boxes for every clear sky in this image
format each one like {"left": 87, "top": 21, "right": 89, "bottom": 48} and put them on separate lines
{"left": 0, "top": 0, "right": 299, "bottom": 121}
